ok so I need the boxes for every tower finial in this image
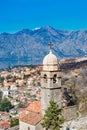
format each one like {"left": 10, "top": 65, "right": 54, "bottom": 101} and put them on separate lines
{"left": 48, "top": 41, "right": 53, "bottom": 53}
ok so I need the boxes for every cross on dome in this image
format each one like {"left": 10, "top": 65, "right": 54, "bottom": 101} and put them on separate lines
{"left": 48, "top": 42, "right": 53, "bottom": 52}
{"left": 43, "top": 41, "right": 58, "bottom": 71}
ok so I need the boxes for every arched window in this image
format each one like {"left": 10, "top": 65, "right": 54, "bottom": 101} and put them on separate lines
{"left": 43, "top": 74, "right": 47, "bottom": 83}
{"left": 53, "top": 74, "right": 57, "bottom": 83}
{"left": 28, "top": 127, "right": 30, "bottom": 130}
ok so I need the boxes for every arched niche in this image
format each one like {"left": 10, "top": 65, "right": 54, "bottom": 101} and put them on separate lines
{"left": 53, "top": 74, "right": 57, "bottom": 84}
{"left": 43, "top": 74, "right": 47, "bottom": 83}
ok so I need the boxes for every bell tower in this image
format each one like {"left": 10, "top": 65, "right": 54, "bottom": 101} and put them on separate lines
{"left": 41, "top": 42, "right": 62, "bottom": 114}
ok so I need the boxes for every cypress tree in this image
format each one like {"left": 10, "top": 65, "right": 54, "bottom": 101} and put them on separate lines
{"left": 41, "top": 100, "right": 64, "bottom": 130}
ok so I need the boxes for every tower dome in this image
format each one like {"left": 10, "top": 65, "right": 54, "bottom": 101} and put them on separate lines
{"left": 43, "top": 50, "right": 59, "bottom": 71}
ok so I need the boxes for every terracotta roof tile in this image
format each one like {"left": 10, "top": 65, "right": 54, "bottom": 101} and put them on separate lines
{"left": 2, "top": 113, "right": 9, "bottom": 117}
{"left": 0, "top": 111, "right": 4, "bottom": 115}
{"left": 21, "top": 112, "right": 43, "bottom": 125}
{"left": 19, "top": 108, "right": 25, "bottom": 112}
{"left": 0, "top": 121, "right": 10, "bottom": 129}
{"left": 19, "top": 111, "right": 27, "bottom": 119}
{"left": 20, "top": 101, "right": 43, "bottom": 125}
{"left": 25, "top": 101, "right": 41, "bottom": 113}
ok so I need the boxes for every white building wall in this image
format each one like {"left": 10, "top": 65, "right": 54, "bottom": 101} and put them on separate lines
{"left": 35, "top": 121, "right": 44, "bottom": 130}
{"left": 19, "top": 120, "right": 44, "bottom": 130}
{"left": 19, "top": 120, "right": 35, "bottom": 130}
{"left": 3, "top": 90, "right": 8, "bottom": 97}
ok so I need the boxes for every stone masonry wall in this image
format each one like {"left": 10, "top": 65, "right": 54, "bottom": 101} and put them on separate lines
{"left": 63, "top": 105, "right": 77, "bottom": 121}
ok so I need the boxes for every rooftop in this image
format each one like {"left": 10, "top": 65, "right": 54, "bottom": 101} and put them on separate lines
{"left": 0, "top": 121, "right": 10, "bottom": 129}
{"left": 20, "top": 112, "right": 43, "bottom": 125}
{"left": 25, "top": 101, "right": 41, "bottom": 113}
{"left": 20, "top": 100, "right": 43, "bottom": 125}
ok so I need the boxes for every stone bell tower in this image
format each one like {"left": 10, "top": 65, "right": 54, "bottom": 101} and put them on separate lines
{"left": 41, "top": 42, "right": 62, "bottom": 114}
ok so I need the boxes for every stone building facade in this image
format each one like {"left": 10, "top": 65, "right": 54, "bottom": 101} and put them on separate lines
{"left": 41, "top": 49, "right": 62, "bottom": 114}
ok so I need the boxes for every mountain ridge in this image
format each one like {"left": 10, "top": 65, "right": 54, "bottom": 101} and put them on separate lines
{"left": 0, "top": 26, "right": 87, "bottom": 65}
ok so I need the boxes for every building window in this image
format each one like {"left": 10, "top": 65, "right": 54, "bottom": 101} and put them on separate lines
{"left": 28, "top": 127, "right": 30, "bottom": 130}
{"left": 43, "top": 74, "right": 47, "bottom": 83}
{"left": 66, "top": 127, "right": 70, "bottom": 130}
{"left": 53, "top": 74, "right": 57, "bottom": 83}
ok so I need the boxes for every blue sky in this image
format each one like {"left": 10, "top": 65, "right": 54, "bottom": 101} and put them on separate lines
{"left": 0, "top": 0, "right": 87, "bottom": 33}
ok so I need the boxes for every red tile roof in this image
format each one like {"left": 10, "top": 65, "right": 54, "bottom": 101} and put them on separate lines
{"left": 20, "top": 112, "right": 43, "bottom": 125}
{"left": 25, "top": 101, "right": 41, "bottom": 113}
{"left": 19, "top": 108, "right": 25, "bottom": 112}
{"left": 0, "top": 111, "right": 4, "bottom": 115}
{"left": 20, "top": 101, "right": 43, "bottom": 125}
{"left": 0, "top": 121, "right": 10, "bottom": 129}
{"left": 19, "top": 111, "right": 27, "bottom": 119}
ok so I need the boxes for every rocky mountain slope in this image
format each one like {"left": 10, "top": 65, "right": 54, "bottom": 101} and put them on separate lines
{"left": 0, "top": 26, "right": 87, "bottom": 64}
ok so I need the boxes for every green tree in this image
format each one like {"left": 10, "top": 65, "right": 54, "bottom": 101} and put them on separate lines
{"left": 0, "top": 98, "right": 12, "bottom": 112}
{"left": 10, "top": 118, "right": 19, "bottom": 127}
{"left": 6, "top": 75, "right": 12, "bottom": 80}
{"left": 0, "top": 91, "right": 3, "bottom": 101}
{"left": 0, "top": 76, "right": 4, "bottom": 83}
{"left": 41, "top": 100, "right": 64, "bottom": 130}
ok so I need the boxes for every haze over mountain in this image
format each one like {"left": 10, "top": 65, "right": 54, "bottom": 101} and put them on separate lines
{"left": 0, "top": 26, "right": 87, "bottom": 65}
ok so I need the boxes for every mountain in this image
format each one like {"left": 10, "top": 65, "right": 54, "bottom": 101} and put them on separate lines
{"left": 0, "top": 26, "right": 87, "bottom": 66}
